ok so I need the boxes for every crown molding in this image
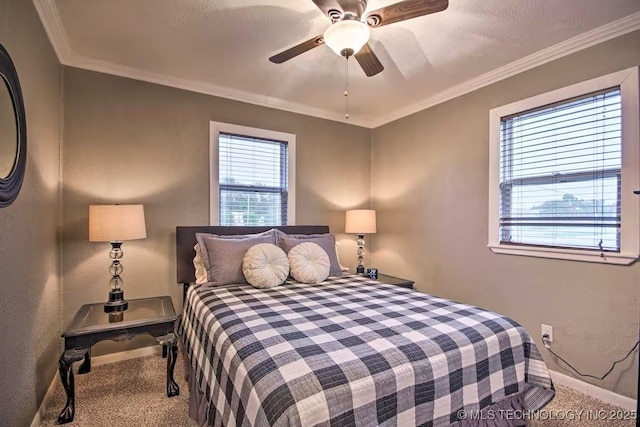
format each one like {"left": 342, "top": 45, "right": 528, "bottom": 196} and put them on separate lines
{"left": 32, "top": 1, "right": 373, "bottom": 128}
{"left": 65, "top": 53, "right": 374, "bottom": 127}
{"left": 33, "top": 0, "right": 72, "bottom": 61}
{"left": 371, "top": 11, "right": 640, "bottom": 128}
{"left": 34, "top": 0, "right": 640, "bottom": 129}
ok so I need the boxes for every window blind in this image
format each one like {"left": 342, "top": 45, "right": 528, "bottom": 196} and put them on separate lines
{"left": 499, "top": 87, "right": 621, "bottom": 251}
{"left": 219, "top": 132, "right": 288, "bottom": 226}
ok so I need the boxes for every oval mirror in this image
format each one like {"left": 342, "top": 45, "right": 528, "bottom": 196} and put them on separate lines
{"left": 0, "top": 77, "right": 17, "bottom": 178}
{"left": 0, "top": 43, "right": 26, "bottom": 208}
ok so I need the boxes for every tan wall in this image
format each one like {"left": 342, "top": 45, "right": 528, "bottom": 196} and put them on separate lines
{"left": 62, "top": 68, "right": 372, "bottom": 354}
{"left": 3, "top": 10, "right": 632, "bottom": 421}
{"left": 371, "top": 30, "right": 640, "bottom": 398}
{"left": 0, "top": 0, "right": 62, "bottom": 424}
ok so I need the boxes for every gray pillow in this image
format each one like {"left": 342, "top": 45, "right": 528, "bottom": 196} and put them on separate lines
{"left": 196, "top": 231, "right": 277, "bottom": 286}
{"left": 276, "top": 231, "right": 342, "bottom": 277}
{"left": 195, "top": 230, "right": 275, "bottom": 267}
{"left": 196, "top": 229, "right": 275, "bottom": 243}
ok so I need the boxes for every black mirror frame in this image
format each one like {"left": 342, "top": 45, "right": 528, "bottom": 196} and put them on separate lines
{"left": 0, "top": 43, "right": 26, "bottom": 208}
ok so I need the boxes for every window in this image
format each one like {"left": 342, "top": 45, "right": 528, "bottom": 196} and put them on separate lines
{"left": 488, "top": 68, "right": 639, "bottom": 264}
{"left": 501, "top": 89, "right": 621, "bottom": 251}
{"left": 210, "top": 122, "right": 295, "bottom": 226}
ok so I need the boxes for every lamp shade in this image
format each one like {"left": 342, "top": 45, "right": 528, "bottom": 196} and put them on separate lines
{"left": 323, "top": 20, "right": 370, "bottom": 57}
{"left": 345, "top": 209, "right": 376, "bottom": 234}
{"left": 89, "top": 204, "right": 147, "bottom": 242}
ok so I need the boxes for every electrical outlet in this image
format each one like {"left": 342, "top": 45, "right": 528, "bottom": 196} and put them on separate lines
{"left": 541, "top": 324, "right": 553, "bottom": 343}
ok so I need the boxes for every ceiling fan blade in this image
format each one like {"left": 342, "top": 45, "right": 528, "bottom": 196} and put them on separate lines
{"left": 269, "top": 36, "right": 324, "bottom": 64}
{"left": 365, "top": 0, "right": 448, "bottom": 28}
{"left": 354, "top": 43, "right": 384, "bottom": 77}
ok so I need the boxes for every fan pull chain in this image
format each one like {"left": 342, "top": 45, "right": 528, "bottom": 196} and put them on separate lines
{"left": 344, "top": 56, "right": 349, "bottom": 120}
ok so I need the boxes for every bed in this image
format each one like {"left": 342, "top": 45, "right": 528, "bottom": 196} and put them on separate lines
{"left": 175, "top": 226, "right": 554, "bottom": 426}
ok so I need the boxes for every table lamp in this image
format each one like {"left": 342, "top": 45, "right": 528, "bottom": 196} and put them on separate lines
{"left": 345, "top": 209, "right": 377, "bottom": 274}
{"left": 89, "top": 204, "right": 146, "bottom": 313}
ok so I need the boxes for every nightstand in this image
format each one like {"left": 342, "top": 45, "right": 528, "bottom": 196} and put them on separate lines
{"left": 57, "top": 296, "right": 179, "bottom": 424}
{"left": 374, "top": 273, "right": 414, "bottom": 289}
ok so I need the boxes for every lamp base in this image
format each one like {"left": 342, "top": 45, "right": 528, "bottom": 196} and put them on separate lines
{"left": 104, "top": 289, "right": 128, "bottom": 313}
{"left": 356, "top": 265, "right": 365, "bottom": 274}
{"left": 108, "top": 312, "right": 124, "bottom": 323}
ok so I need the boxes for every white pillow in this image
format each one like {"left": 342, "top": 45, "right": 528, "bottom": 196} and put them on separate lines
{"left": 193, "top": 244, "right": 207, "bottom": 284}
{"left": 288, "top": 242, "right": 330, "bottom": 284}
{"left": 242, "top": 243, "right": 289, "bottom": 289}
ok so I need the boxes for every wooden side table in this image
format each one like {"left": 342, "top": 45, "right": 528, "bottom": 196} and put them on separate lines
{"left": 374, "top": 273, "right": 414, "bottom": 289}
{"left": 57, "top": 296, "right": 179, "bottom": 424}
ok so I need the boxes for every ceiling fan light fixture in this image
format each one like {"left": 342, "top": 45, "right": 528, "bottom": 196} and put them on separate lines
{"left": 323, "top": 20, "right": 370, "bottom": 57}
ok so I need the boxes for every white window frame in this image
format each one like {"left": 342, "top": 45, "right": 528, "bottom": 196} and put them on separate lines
{"left": 210, "top": 121, "right": 296, "bottom": 226}
{"left": 488, "top": 67, "right": 639, "bottom": 265}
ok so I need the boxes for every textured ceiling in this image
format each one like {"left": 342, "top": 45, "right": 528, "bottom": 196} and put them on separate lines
{"left": 40, "top": 0, "right": 640, "bottom": 126}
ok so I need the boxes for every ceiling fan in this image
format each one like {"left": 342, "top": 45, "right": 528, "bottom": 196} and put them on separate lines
{"left": 269, "top": 0, "right": 449, "bottom": 77}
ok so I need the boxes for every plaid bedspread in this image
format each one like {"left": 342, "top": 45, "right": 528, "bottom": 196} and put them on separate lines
{"left": 177, "top": 274, "right": 554, "bottom": 427}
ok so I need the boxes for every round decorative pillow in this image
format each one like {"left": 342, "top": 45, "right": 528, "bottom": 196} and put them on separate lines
{"left": 242, "top": 243, "right": 289, "bottom": 288}
{"left": 288, "top": 242, "right": 330, "bottom": 284}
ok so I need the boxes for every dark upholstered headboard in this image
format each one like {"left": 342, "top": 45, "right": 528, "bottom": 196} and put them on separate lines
{"left": 176, "top": 225, "right": 330, "bottom": 285}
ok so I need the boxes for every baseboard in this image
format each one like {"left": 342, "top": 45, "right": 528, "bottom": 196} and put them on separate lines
{"left": 549, "top": 369, "right": 636, "bottom": 410}
{"left": 30, "top": 345, "right": 162, "bottom": 426}
{"left": 30, "top": 372, "right": 59, "bottom": 427}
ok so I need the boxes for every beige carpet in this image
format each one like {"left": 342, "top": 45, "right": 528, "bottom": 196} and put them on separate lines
{"left": 529, "top": 386, "right": 635, "bottom": 427}
{"left": 41, "top": 355, "right": 196, "bottom": 427}
{"left": 40, "top": 355, "right": 634, "bottom": 426}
